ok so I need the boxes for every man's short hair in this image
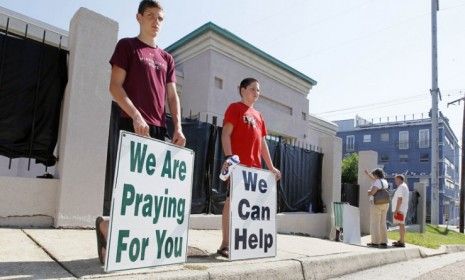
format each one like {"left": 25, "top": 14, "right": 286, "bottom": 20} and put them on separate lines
{"left": 138, "top": 0, "right": 163, "bottom": 14}
{"left": 395, "top": 174, "right": 405, "bottom": 182}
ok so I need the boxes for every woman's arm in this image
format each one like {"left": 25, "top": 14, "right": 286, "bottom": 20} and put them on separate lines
{"left": 261, "top": 138, "right": 281, "bottom": 180}
{"left": 364, "top": 169, "right": 376, "bottom": 180}
{"left": 368, "top": 187, "right": 378, "bottom": 196}
{"left": 221, "top": 123, "right": 233, "bottom": 156}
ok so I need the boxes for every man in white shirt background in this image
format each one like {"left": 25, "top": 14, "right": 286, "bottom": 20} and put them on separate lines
{"left": 392, "top": 174, "right": 410, "bottom": 247}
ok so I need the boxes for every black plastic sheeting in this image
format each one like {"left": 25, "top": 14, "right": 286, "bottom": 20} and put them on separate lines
{"left": 105, "top": 115, "right": 324, "bottom": 214}
{"left": 341, "top": 183, "right": 360, "bottom": 207}
{"left": 209, "top": 126, "right": 229, "bottom": 214}
{"left": 168, "top": 117, "right": 324, "bottom": 214}
{"left": 279, "top": 144, "right": 324, "bottom": 213}
{"left": 167, "top": 118, "right": 214, "bottom": 214}
{"left": 0, "top": 33, "right": 68, "bottom": 166}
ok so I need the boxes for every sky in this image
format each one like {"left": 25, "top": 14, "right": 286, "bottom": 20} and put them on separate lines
{"left": 1, "top": 0, "right": 465, "bottom": 141}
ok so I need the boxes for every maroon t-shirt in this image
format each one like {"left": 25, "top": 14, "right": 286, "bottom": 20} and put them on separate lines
{"left": 109, "top": 37, "right": 176, "bottom": 127}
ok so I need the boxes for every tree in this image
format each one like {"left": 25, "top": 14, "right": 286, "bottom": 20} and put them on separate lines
{"left": 342, "top": 153, "right": 358, "bottom": 184}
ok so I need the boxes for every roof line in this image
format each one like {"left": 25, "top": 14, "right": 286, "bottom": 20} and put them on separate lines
{"left": 165, "top": 22, "right": 317, "bottom": 86}
{"left": 0, "top": 6, "right": 68, "bottom": 37}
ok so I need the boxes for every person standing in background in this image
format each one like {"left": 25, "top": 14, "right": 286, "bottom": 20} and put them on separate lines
{"left": 392, "top": 174, "right": 409, "bottom": 247}
{"left": 364, "top": 168, "right": 389, "bottom": 249}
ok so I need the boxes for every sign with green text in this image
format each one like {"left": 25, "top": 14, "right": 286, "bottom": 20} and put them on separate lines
{"left": 105, "top": 132, "right": 194, "bottom": 272}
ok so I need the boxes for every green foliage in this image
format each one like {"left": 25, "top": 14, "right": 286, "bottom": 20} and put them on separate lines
{"left": 387, "top": 224, "right": 465, "bottom": 249}
{"left": 341, "top": 153, "right": 358, "bottom": 184}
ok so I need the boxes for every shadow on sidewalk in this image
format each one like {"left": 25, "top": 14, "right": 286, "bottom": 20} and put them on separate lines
{"left": 0, "top": 254, "right": 231, "bottom": 279}
{"left": 0, "top": 261, "right": 75, "bottom": 279}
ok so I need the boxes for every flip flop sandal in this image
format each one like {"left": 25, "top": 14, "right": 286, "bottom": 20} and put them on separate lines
{"left": 367, "top": 243, "right": 379, "bottom": 247}
{"left": 216, "top": 247, "right": 229, "bottom": 258}
{"left": 95, "top": 217, "right": 107, "bottom": 264}
{"left": 392, "top": 242, "right": 405, "bottom": 247}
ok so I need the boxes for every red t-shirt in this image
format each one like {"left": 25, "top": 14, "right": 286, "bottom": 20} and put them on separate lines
{"left": 109, "top": 37, "right": 176, "bottom": 127}
{"left": 223, "top": 102, "right": 267, "bottom": 168}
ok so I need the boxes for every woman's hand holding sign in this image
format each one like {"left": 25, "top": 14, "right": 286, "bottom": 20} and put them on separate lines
{"left": 271, "top": 167, "right": 281, "bottom": 181}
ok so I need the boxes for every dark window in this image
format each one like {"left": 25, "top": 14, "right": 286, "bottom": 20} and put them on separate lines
{"left": 380, "top": 154, "right": 389, "bottom": 163}
{"left": 214, "top": 76, "right": 223, "bottom": 89}
{"left": 400, "top": 154, "right": 408, "bottom": 163}
{"left": 420, "top": 153, "right": 429, "bottom": 162}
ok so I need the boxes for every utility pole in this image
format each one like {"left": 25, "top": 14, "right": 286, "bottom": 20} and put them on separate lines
{"left": 447, "top": 96, "right": 465, "bottom": 233}
{"left": 430, "top": 0, "right": 440, "bottom": 225}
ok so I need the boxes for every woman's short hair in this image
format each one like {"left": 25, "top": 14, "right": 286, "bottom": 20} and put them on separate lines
{"left": 238, "top": 78, "right": 259, "bottom": 97}
{"left": 371, "top": 168, "right": 385, "bottom": 179}
{"left": 395, "top": 174, "right": 405, "bottom": 182}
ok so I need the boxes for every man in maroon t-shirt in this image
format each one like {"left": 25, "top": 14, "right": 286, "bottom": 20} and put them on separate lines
{"left": 95, "top": 0, "right": 185, "bottom": 264}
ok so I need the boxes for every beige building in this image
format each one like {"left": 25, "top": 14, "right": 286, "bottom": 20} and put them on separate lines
{"left": 166, "top": 22, "right": 335, "bottom": 147}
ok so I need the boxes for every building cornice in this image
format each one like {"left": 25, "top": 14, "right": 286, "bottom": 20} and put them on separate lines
{"left": 307, "top": 114, "right": 338, "bottom": 136}
{"left": 0, "top": 6, "right": 69, "bottom": 50}
{"left": 166, "top": 22, "right": 316, "bottom": 95}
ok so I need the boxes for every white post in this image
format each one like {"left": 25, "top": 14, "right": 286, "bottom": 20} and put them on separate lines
{"left": 357, "top": 151, "right": 378, "bottom": 234}
{"left": 320, "top": 136, "right": 342, "bottom": 239}
{"left": 55, "top": 8, "right": 117, "bottom": 227}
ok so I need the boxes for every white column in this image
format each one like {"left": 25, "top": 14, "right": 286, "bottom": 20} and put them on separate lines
{"left": 357, "top": 150, "right": 378, "bottom": 234}
{"left": 320, "top": 136, "right": 342, "bottom": 239}
{"left": 55, "top": 8, "right": 117, "bottom": 227}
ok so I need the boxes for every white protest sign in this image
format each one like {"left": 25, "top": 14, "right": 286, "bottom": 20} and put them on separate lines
{"left": 342, "top": 204, "right": 361, "bottom": 245}
{"left": 229, "top": 165, "right": 277, "bottom": 261}
{"left": 105, "top": 132, "right": 194, "bottom": 272}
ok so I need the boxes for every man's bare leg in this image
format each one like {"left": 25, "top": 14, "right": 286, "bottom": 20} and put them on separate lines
{"left": 399, "top": 223, "right": 406, "bottom": 244}
{"left": 98, "top": 217, "right": 110, "bottom": 259}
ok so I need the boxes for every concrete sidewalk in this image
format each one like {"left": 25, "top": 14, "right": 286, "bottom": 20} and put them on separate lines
{"left": 0, "top": 228, "right": 443, "bottom": 280}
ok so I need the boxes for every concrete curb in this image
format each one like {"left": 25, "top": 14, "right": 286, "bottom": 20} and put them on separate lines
{"left": 300, "top": 248, "right": 421, "bottom": 279}
{"left": 92, "top": 269, "right": 210, "bottom": 279}
{"left": 88, "top": 246, "right": 465, "bottom": 280}
{"left": 418, "top": 245, "right": 465, "bottom": 258}
{"left": 443, "top": 245, "right": 465, "bottom": 254}
{"left": 88, "top": 248, "right": 423, "bottom": 280}
{"left": 208, "top": 260, "right": 304, "bottom": 280}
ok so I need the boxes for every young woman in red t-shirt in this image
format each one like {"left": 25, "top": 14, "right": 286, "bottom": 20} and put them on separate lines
{"left": 217, "top": 77, "right": 281, "bottom": 258}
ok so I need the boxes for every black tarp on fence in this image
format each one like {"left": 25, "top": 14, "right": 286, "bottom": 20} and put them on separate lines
{"left": 279, "top": 144, "right": 324, "bottom": 213}
{"left": 0, "top": 33, "right": 68, "bottom": 166}
{"left": 173, "top": 119, "right": 213, "bottom": 214}
{"left": 165, "top": 116, "right": 324, "bottom": 215}
{"left": 106, "top": 116, "right": 324, "bottom": 215}
{"left": 209, "top": 126, "right": 229, "bottom": 214}
{"left": 341, "top": 183, "right": 360, "bottom": 207}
